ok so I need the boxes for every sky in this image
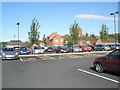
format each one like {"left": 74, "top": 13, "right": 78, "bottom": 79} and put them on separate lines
{"left": 2, "top": 2, "right": 119, "bottom": 42}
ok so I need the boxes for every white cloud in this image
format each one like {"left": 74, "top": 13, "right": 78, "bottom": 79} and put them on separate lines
{"left": 75, "top": 14, "right": 116, "bottom": 20}
{"left": 105, "top": 23, "right": 114, "bottom": 27}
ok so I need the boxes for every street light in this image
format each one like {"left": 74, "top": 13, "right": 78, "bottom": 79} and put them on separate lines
{"left": 110, "top": 11, "right": 119, "bottom": 45}
{"left": 17, "top": 23, "right": 20, "bottom": 48}
{"left": 14, "top": 35, "right": 15, "bottom": 47}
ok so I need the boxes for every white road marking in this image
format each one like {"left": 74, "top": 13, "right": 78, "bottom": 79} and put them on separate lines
{"left": 78, "top": 68, "right": 120, "bottom": 84}
{"left": 19, "top": 58, "right": 23, "bottom": 61}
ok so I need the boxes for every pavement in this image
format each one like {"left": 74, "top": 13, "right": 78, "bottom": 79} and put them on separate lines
{"left": 19, "top": 51, "right": 111, "bottom": 61}
{"left": 2, "top": 51, "right": 120, "bottom": 88}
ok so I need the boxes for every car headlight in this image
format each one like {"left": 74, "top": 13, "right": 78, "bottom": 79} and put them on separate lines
{"left": 16, "top": 52, "right": 19, "bottom": 55}
{"left": 3, "top": 53, "right": 5, "bottom": 55}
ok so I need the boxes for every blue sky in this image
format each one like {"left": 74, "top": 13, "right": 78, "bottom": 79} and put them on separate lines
{"left": 2, "top": 2, "right": 119, "bottom": 42}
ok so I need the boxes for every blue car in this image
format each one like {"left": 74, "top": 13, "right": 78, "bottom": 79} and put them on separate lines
{"left": 19, "top": 47, "right": 29, "bottom": 55}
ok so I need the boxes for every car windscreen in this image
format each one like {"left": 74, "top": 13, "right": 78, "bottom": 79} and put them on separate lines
{"left": 3, "top": 48, "right": 15, "bottom": 51}
{"left": 61, "top": 46, "right": 68, "bottom": 49}
{"left": 48, "top": 47, "right": 53, "bottom": 49}
{"left": 20, "top": 47, "right": 27, "bottom": 50}
{"left": 34, "top": 47, "right": 42, "bottom": 49}
{"left": 81, "top": 46, "right": 90, "bottom": 47}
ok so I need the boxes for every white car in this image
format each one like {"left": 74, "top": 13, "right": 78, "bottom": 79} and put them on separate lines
{"left": 32, "top": 46, "right": 45, "bottom": 54}
{"left": 73, "top": 46, "right": 82, "bottom": 52}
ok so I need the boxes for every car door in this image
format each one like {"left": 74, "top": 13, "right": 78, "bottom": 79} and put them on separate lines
{"left": 103, "top": 50, "right": 120, "bottom": 73}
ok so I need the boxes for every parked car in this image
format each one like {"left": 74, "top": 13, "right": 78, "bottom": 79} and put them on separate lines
{"left": 47, "top": 47, "right": 54, "bottom": 52}
{"left": 14, "top": 47, "right": 20, "bottom": 52}
{"left": 54, "top": 46, "right": 68, "bottom": 53}
{"left": 93, "top": 49, "right": 120, "bottom": 73}
{"left": 28, "top": 48, "right": 33, "bottom": 54}
{"left": 80, "top": 45, "right": 92, "bottom": 52}
{"left": 67, "top": 45, "right": 74, "bottom": 52}
{"left": 107, "top": 44, "right": 115, "bottom": 50}
{"left": 94, "top": 44, "right": 111, "bottom": 51}
{"left": 19, "top": 47, "right": 29, "bottom": 55}
{"left": 44, "top": 47, "right": 48, "bottom": 52}
{"left": 32, "top": 46, "right": 45, "bottom": 54}
{"left": 0, "top": 48, "right": 3, "bottom": 58}
{"left": 72, "top": 46, "right": 82, "bottom": 52}
{"left": 2, "top": 47, "right": 19, "bottom": 60}
{"left": 88, "top": 45, "right": 95, "bottom": 51}
{"left": 115, "top": 44, "right": 120, "bottom": 49}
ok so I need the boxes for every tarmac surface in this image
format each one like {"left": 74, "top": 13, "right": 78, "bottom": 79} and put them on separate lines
{"left": 2, "top": 51, "right": 120, "bottom": 88}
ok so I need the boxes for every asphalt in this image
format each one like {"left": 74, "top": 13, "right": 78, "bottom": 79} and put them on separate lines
{"left": 2, "top": 56, "right": 119, "bottom": 88}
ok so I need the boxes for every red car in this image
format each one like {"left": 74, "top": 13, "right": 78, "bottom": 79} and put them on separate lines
{"left": 93, "top": 49, "right": 120, "bottom": 73}
{"left": 54, "top": 46, "right": 68, "bottom": 53}
{"left": 80, "top": 45, "right": 92, "bottom": 51}
{"left": 28, "top": 48, "right": 33, "bottom": 53}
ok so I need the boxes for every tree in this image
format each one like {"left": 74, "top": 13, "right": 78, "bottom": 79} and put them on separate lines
{"left": 69, "top": 21, "right": 79, "bottom": 45}
{"left": 42, "top": 34, "right": 47, "bottom": 46}
{"left": 28, "top": 18, "right": 40, "bottom": 45}
{"left": 90, "top": 34, "right": 96, "bottom": 39}
{"left": 99, "top": 24, "right": 109, "bottom": 42}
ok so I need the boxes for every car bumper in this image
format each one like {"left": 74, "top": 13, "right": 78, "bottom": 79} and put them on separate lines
{"left": 2, "top": 55, "right": 19, "bottom": 59}
{"left": 20, "top": 52, "right": 29, "bottom": 54}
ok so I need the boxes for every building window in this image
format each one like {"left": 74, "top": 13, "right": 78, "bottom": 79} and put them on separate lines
{"left": 61, "top": 39, "right": 63, "bottom": 42}
{"left": 55, "top": 45, "right": 58, "bottom": 47}
{"left": 55, "top": 39, "right": 58, "bottom": 43}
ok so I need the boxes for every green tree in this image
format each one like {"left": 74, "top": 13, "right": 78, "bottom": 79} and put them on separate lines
{"left": 42, "top": 34, "right": 47, "bottom": 46}
{"left": 99, "top": 24, "right": 109, "bottom": 42}
{"left": 69, "top": 21, "right": 79, "bottom": 45}
{"left": 91, "top": 34, "right": 96, "bottom": 39}
{"left": 28, "top": 18, "right": 40, "bottom": 45}
{"left": 1, "top": 42, "right": 7, "bottom": 47}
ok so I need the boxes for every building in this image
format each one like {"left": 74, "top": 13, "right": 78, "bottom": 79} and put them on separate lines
{"left": 78, "top": 28, "right": 83, "bottom": 37}
{"left": 6, "top": 40, "right": 28, "bottom": 48}
{"left": 46, "top": 32, "right": 64, "bottom": 47}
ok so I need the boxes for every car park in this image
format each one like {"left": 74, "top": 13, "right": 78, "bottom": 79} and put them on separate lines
{"left": 32, "top": 46, "right": 45, "bottom": 54}
{"left": 93, "top": 49, "right": 120, "bottom": 73}
{"left": 19, "top": 47, "right": 29, "bottom": 55}
{"left": 94, "top": 44, "right": 111, "bottom": 51}
{"left": 2, "top": 47, "right": 19, "bottom": 60}
{"left": 80, "top": 45, "right": 92, "bottom": 52}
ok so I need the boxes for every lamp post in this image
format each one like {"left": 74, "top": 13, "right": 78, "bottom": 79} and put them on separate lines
{"left": 110, "top": 11, "right": 119, "bottom": 45}
{"left": 17, "top": 23, "right": 20, "bottom": 48}
{"left": 14, "top": 35, "right": 15, "bottom": 47}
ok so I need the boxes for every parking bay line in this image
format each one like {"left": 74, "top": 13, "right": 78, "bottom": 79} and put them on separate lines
{"left": 19, "top": 58, "right": 23, "bottom": 61}
{"left": 78, "top": 68, "right": 120, "bottom": 84}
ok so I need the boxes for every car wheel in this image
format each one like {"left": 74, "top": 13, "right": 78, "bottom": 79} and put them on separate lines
{"left": 103, "top": 48, "right": 105, "bottom": 51}
{"left": 95, "top": 63, "right": 104, "bottom": 73}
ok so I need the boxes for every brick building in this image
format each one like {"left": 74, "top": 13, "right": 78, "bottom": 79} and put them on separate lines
{"left": 47, "top": 32, "right": 64, "bottom": 47}
{"left": 78, "top": 28, "right": 83, "bottom": 37}
{"left": 6, "top": 40, "right": 28, "bottom": 47}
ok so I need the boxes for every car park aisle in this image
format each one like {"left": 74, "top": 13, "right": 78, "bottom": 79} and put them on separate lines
{"left": 2, "top": 56, "right": 119, "bottom": 88}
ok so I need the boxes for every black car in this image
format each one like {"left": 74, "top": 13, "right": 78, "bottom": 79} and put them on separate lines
{"left": 94, "top": 44, "right": 111, "bottom": 51}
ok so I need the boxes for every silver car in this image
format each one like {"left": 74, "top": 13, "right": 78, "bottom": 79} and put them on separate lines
{"left": 2, "top": 47, "right": 19, "bottom": 60}
{"left": 73, "top": 46, "right": 82, "bottom": 52}
{"left": 32, "top": 46, "right": 45, "bottom": 54}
